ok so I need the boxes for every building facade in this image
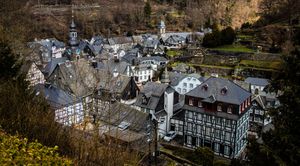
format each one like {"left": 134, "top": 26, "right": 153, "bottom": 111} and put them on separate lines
{"left": 171, "top": 77, "right": 252, "bottom": 158}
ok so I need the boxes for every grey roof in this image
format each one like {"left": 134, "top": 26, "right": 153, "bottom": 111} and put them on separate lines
{"left": 172, "top": 63, "right": 195, "bottom": 73}
{"left": 96, "top": 70, "right": 132, "bottom": 94}
{"left": 34, "top": 83, "right": 80, "bottom": 110}
{"left": 121, "top": 48, "right": 140, "bottom": 64}
{"left": 97, "top": 59, "right": 132, "bottom": 75}
{"left": 43, "top": 57, "right": 67, "bottom": 77}
{"left": 143, "top": 38, "right": 160, "bottom": 48}
{"left": 252, "top": 94, "right": 267, "bottom": 110}
{"left": 139, "top": 56, "right": 168, "bottom": 63}
{"left": 108, "top": 37, "right": 133, "bottom": 45}
{"left": 245, "top": 77, "right": 269, "bottom": 86}
{"left": 168, "top": 72, "right": 205, "bottom": 86}
{"left": 48, "top": 59, "right": 98, "bottom": 97}
{"left": 96, "top": 102, "right": 148, "bottom": 132}
{"left": 164, "top": 35, "right": 186, "bottom": 45}
{"left": 187, "top": 77, "right": 251, "bottom": 105}
{"left": 135, "top": 82, "right": 168, "bottom": 110}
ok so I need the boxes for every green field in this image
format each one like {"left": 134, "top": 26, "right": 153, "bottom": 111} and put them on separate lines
{"left": 211, "top": 45, "right": 255, "bottom": 53}
{"left": 239, "top": 60, "right": 282, "bottom": 70}
{"left": 166, "top": 50, "right": 183, "bottom": 57}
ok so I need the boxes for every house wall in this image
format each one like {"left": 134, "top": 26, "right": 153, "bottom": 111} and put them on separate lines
{"left": 55, "top": 102, "right": 84, "bottom": 126}
{"left": 173, "top": 77, "right": 202, "bottom": 94}
{"left": 181, "top": 95, "right": 251, "bottom": 158}
{"left": 26, "top": 63, "right": 45, "bottom": 86}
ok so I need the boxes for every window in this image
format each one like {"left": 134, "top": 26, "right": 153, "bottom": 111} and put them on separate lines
{"left": 188, "top": 111, "right": 193, "bottom": 119}
{"left": 197, "top": 114, "right": 202, "bottom": 120}
{"left": 183, "top": 89, "right": 187, "bottom": 93}
{"left": 217, "top": 104, "right": 222, "bottom": 112}
{"left": 215, "top": 129, "right": 221, "bottom": 138}
{"left": 225, "top": 132, "right": 230, "bottom": 141}
{"left": 189, "top": 98, "right": 193, "bottom": 106}
{"left": 208, "top": 115, "right": 212, "bottom": 123}
{"left": 144, "top": 75, "right": 147, "bottom": 80}
{"left": 198, "top": 101, "right": 203, "bottom": 107}
{"left": 187, "top": 123, "right": 192, "bottom": 131}
{"left": 183, "top": 83, "right": 187, "bottom": 87}
{"left": 216, "top": 118, "right": 221, "bottom": 125}
{"left": 214, "top": 143, "right": 220, "bottom": 152}
{"left": 177, "top": 88, "right": 181, "bottom": 93}
{"left": 226, "top": 119, "right": 231, "bottom": 127}
{"left": 139, "top": 76, "right": 142, "bottom": 80}
{"left": 224, "top": 146, "right": 230, "bottom": 156}
{"left": 189, "top": 83, "right": 193, "bottom": 88}
{"left": 197, "top": 125, "right": 201, "bottom": 133}
{"left": 227, "top": 106, "right": 232, "bottom": 114}
{"left": 205, "top": 127, "right": 211, "bottom": 136}
{"left": 187, "top": 136, "right": 192, "bottom": 144}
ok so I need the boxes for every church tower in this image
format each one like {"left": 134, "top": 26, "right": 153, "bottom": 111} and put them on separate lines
{"left": 69, "top": 17, "right": 79, "bottom": 49}
{"left": 158, "top": 20, "right": 166, "bottom": 38}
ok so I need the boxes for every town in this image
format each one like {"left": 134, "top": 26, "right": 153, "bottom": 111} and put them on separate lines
{"left": 0, "top": 0, "right": 299, "bottom": 165}
{"left": 18, "top": 8, "right": 282, "bottom": 165}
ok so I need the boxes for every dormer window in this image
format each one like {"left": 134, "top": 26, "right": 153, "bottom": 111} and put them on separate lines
{"left": 217, "top": 104, "right": 222, "bottom": 112}
{"left": 142, "top": 95, "right": 149, "bottom": 105}
{"left": 221, "top": 86, "right": 228, "bottom": 95}
{"left": 227, "top": 106, "right": 232, "bottom": 114}
{"left": 189, "top": 98, "right": 193, "bottom": 106}
{"left": 202, "top": 84, "right": 208, "bottom": 91}
{"left": 198, "top": 101, "right": 203, "bottom": 107}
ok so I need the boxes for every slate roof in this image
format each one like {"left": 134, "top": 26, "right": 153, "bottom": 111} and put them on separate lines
{"left": 97, "top": 59, "right": 132, "bottom": 75}
{"left": 172, "top": 63, "right": 195, "bottom": 73}
{"left": 135, "top": 82, "right": 168, "bottom": 110}
{"left": 43, "top": 57, "right": 67, "bottom": 77}
{"left": 245, "top": 77, "right": 269, "bottom": 87}
{"left": 139, "top": 56, "right": 168, "bottom": 63}
{"left": 187, "top": 77, "right": 251, "bottom": 105}
{"left": 48, "top": 59, "right": 98, "bottom": 97}
{"left": 252, "top": 94, "right": 267, "bottom": 110}
{"left": 34, "top": 83, "right": 80, "bottom": 110}
{"left": 168, "top": 72, "right": 205, "bottom": 86}
{"left": 108, "top": 37, "right": 133, "bottom": 45}
{"left": 96, "top": 102, "right": 148, "bottom": 132}
{"left": 96, "top": 70, "right": 132, "bottom": 94}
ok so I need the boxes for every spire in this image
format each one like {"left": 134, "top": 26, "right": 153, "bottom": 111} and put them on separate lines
{"left": 68, "top": 4, "right": 79, "bottom": 49}
{"left": 161, "top": 67, "right": 170, "bottom": 84}
{"left": 158, "top": 20, "right": 166, "bottom": 37}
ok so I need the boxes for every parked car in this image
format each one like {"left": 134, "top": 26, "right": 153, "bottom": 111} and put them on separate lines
{"left": 163, "top": 131, "right": 176, "bottom": 142}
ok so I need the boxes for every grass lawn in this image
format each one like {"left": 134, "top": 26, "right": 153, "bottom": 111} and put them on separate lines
{"left": 190, "top": 63, "right": 234, "bottom": 70}
{"left": 166, "top": 50, "right": 183, "bottom": 57}
{"left": 239, "top": 60, "right": 282, "bottom": 70}
{"left": 210, "top": 45, "right": 255, "bottom": 53}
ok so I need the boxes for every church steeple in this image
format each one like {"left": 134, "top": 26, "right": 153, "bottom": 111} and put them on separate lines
{"left": 68, "top": 9, "right": 79, "bottom": 49}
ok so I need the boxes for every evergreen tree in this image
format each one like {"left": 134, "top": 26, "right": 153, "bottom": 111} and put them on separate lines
{"left": 247, "top": 48, "right": 300, "bottom": 165}
{"left": 0, "top": 41, "right": 21, "bottom": 81}
{"left": 144, "top": 1, "right": 152, "bottom": 23}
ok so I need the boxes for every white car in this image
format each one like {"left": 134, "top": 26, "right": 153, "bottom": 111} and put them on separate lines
{"left": 163, "top": 131, "right": 176, "bottom": 142}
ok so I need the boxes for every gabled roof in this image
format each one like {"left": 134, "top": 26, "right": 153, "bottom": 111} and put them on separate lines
{"left": 43, "top": 57, "right": 67, "bottom": 77}
{"left": 108, "top": 37, "right": 133, "bottom": 45}
{"left": 139, "top": 56, "right": 168, "bottom": 62}
{"left": 252, "top": 94, "right": 267, "bottom": 110}
{"left": 34, "top": 83, "right": 80, "bottom": 110}
{"left": 169, "top": 72, "right": 205, "bottom": 86}
{"left": 48, "top": 59, "right": 98, "bottom": 97}
{"left": 135, "top": 82, "right": 168, "bottom": 110}
{"left": 187, "top": 77, "right": 251, "bottom": 105}
{"left": 96, "top": 102, "right": 148, "bottom": 132}
{"left": 96, "top": 70, "right": 132, "bottom": 95}
{"left": 245, "top": 77, "right": 269, "bottom": 87}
